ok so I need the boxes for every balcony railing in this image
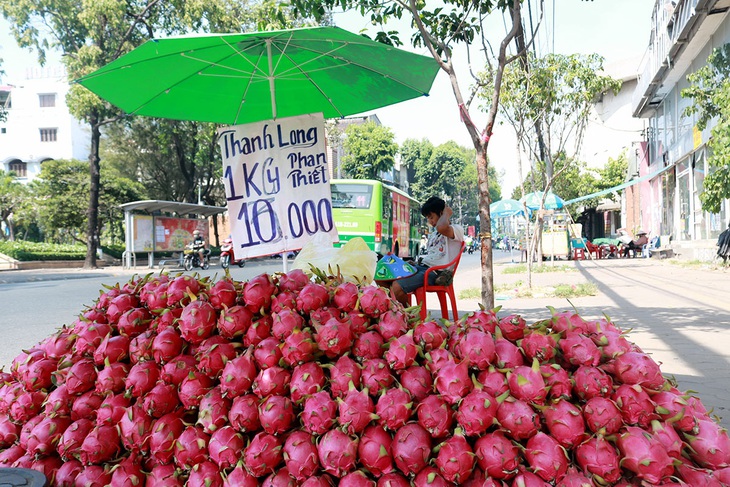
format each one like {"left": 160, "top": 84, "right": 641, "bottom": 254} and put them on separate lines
{"left": 632, "top": 0, "right": 702, "bottom": 115}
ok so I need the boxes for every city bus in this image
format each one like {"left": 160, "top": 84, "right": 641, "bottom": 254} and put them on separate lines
{"left": 330, "top": 179, "right": 421, "bottom": 258}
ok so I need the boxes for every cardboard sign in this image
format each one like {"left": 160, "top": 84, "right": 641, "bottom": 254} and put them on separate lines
{"left": 218, "top": 113, "right": 338, "bottom": 258}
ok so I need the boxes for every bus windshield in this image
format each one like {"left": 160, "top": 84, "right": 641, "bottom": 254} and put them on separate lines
{"left": 331, "top": 183, "right": 373, "bottom": 209}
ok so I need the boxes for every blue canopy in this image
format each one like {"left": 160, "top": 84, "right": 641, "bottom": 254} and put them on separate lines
{"left": 521, "top": 191, "right": 565, "bottom": 210}
{"left": 490, "top": 199, "right": 524, "bottom": 217}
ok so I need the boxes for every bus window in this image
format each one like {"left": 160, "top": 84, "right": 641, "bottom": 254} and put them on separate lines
{"left": 331, "top": 184, "right": 374, "bottom": 209}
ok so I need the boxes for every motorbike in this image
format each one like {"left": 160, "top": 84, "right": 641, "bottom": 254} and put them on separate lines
{"left": 183, "top": 244, "right": 210, "bottom": 271}
{"left": 219, "top": 238, "right": 245, "bottom": 269}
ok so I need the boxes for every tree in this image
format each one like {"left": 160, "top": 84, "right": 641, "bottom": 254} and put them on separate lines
{"left": 29, "top": 159, "right": 145, "bottom": 244}
{"left": 103, "top": 118, "right": 224, "bottom": 205}
{"left": 682, "top": 43, "right": 730, "bottom": 213}
{"left": 341, "top": 122, "right": 398, "bottom": 179}
{"left": 0, "top": 0, "right": 298, "bottom": 267}
{"left": 292, "top": 0, "right": 540, "bottom": 308}
{"left": 400, "top": 138, "right": 434, "bottom": 191}
{"left": 0, "top": 171, "right": 27, "bottom": 240}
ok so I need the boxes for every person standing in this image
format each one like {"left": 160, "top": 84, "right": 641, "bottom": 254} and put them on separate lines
{"left": 390, "top": 197, "right": 464, "bottom": 306}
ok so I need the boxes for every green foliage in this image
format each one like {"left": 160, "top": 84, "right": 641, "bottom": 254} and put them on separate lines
{"left": 682, "top": 44, "right": 730, "bottom": 213}
{"left": 29, "top": 159, "right": 146, "bottom": 244}
{"left": 341, "top": 122, "right": 398, "bottom": 180}
{"left": 103, "top": 118, "right": 223, "bottom": 205}
{"left": 0, "top": 170, "right": 28, "bottom": 240}
{"left": 0, "top": 240, "right": 86, "bottom": 261}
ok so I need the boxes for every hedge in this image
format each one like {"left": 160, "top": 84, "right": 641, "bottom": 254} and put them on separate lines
{"left": 0, "top": 241, "right": 86, "bottom": 261}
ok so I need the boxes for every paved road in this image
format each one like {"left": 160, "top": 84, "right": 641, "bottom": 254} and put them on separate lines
{"left": 2, "top": 252, "right": 729, "bottom": 428}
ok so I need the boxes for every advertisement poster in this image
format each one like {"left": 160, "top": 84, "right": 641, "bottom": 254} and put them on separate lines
{"left": 132, "top": 215, "right": 154, "bottom": 252}
{"left": 218, "top": 113, "right": 338, "bottom": 258}
{"left": 154, "top": 217, "right": 208, "bottom": 251}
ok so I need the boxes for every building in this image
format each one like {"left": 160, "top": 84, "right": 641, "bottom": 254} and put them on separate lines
{"left": 0, "top": 66, "right": 88, "bottom": 183}
{"left": 632, "top": 0, "right": 730, "bottom": 259}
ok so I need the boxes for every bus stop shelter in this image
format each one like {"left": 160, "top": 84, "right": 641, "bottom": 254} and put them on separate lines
{"left": 120, "top": 200, "right": 227, "bottom": 269}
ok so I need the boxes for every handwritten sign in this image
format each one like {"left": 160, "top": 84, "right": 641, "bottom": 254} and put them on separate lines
{"left": 218, "top": 113, "right": 338, "bottom": 258}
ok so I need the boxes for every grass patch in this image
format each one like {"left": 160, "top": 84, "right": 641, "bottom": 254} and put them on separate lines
{"left": 462, "top": 280, "right": 599, "bottom": 300}
{"left": 502, "top": 264, "right": 576, "bottom": 274}
{"left": 666, "top": 258, "right": 727, "bottom": 270}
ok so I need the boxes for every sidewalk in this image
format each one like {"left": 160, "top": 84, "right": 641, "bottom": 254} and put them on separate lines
{"left": 439, "top": 254, "right": 730, "bottom": 428}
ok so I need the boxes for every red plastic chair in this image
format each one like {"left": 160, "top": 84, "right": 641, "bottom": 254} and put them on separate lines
{"left": 410, "top": 241, "right": 465, "bottom": 322}
{"left": 585, "top": 240, "right": 602, "bottom": 259}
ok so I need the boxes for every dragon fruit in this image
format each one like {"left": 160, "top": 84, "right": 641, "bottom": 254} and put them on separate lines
{"left": 494, "top": 337, "right": 525, "bottom": 368}
{"left": 521, "top": 330, "right": 557, "bottom": 363}
{"left": 474, "top": 430, "right": 521, "bottom": 479}
{"left": 316, "top": 318, "right": 354, "bottom": 358}
{"left": 455, "top": 388, "right": 498, "bottom": 437}
{"left": 217, "top": 305, "right": 254, "bottom": 339}
{"left": 179, "top": 300, "right": 217, "bottom": 344}
{"left": 559, "top": 332, "right": 601, "bottom": 367}
{"left": 413, "top": 320, "right": 447, "bottom": 351}
{"left": 417, "top": 394, "right": 455, "bottom": 439}
{"left": 142, "top": 381, "right": 178, "bottom": 418}
{"left": 496, "top": 395, "right": 541, "bottom": 441}
{"left": 252, "top": 365, "right": 291, "bottom": 398}
{"left": 376, "top": 387, "right": 413, "bottom": 431}
{"left": 65, "top": 359, "right": 97, "bottom": 395}
{"left": 456, "top": 329, "right": 496, "bottom": 370}
{"left": 339, "top": 385, "right": 377, "bottom": 435}
{"left": 188, "top": 460, "right": 223, "bottom": 487}
{"left": 259, "top": 395, "right": 295, "bottom": 435}
{"left": 612, "top": 351, "right": 665, "bottom": 390}
{"left": 572, "top": 365, "right": 613, "bottom": 400}
{"left": 353, "top": 331, "right": 386, "bottom": 361}
{"left": 208, "top": 279, "right": 238, "bottom": 309}
{"left": 384, "top": 332, "right": 419, "bottom": 370}
{"left": 507, "top": 359, "right": 546, "bottom": 404}
{"left": 116, "top": 307, "right": 151, "bottom": 337}
{"left": 685, "top": 418, "right": 730, "bottom": 468}
{"left": 333, "top": 281, "right": 359, "bottom": 312}
{"left": 148, "top": 412, "right": 185, "bottom": 466}
{"left": 296, "top": 282, "right": 330, "bottom": 314}
{"left": 360, "top": 359, "right": 395, "bottom": 396}
{"left": 398, "top": 366, "right": 433, "bottom": 402}
{"left": 540, "top": 398, "right": 585, "bottom": 448}
{"left": 80, "top": 424, "right": 121, "bottom": 465}
{"left": 358, "top": 424, "right": 394, "bottom": 476}
{"left": 574, "top": 435, "right": 621, "bottom": 483}
{"left": 243, "top": 273, "right": 277, "bottom": 312}
{"left": 301, "top": 391, "right": 337, "bottom": 435}
{"left": 174, "top": 425, "right": 210, "bottom": 470}
{"left": 228, "top": 394, "right": 261, "bottom": 433}
{"left": 290, "top": 362, "right": 326, "bottom": 403}
{"left": 152, "top": 328, "right": 184, "bottom": 364}
{"left": 272, "top": 309, "right": 306, "bottom": 339}
{"left": 283, "top": 430, "right": 321, "bottom": 481}
{"left": 209, "top": 426, "right": 245, "bottom": 470}
{"left": 524, "top": 432, "right": 568, "bottom": 482}
{"left": 359, "top": 286, "right": 390, "bottom": 318}
{"left": 434, "top": 429, "right": 475, "bottom": 483}
{"left": 219, "top": 349, "right": 257, "bottom": 398}
{"left": 582, "top": 396, "right": 623, "bottom": 435}
{"left": 318, "top": 428, "right": 359, "bottom": 477}
{"left": 612, "top": 383, "right": 659, "bottom": 428}
{"left": 125, "top": 360, "right": 160, "bottom": 397}
{"left": 617, "top": 425, "right": 675, "bottom": 484}
{"left": 281, "top": 328, "right": 318, "bottom": 366}
{"left": 118, "top": 403, "right": 154, "bottom": 452}
{"left": 391, "top": 423, "right": 432, "bottom": 476}
{"left": 26, "top": 415, "right": 71, "bottom": 456}
{"left": 377, "top": 310, "right": 408, "bottom": 340}
{"left": 434, "top": 359, "right": 471, "bottom": 404}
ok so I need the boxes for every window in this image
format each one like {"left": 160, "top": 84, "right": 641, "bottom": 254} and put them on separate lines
{"left": 9, "top": 161, "right": 27, "bottom": 178}
{"left": 330, "top": 183, "right": 373, "bottom": 209}
{"left": 0, "top": 128, "right": 6, "bottom": 134}
{"left": 40, "top": 128, "right": 58, "bottom": 142}
{"left": 39, "top": 94, "right": 56, "bottom": 107}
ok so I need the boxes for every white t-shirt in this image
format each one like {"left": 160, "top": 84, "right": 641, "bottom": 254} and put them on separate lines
{"left": 422, "top": 224, "right": 465, "bottom": 268}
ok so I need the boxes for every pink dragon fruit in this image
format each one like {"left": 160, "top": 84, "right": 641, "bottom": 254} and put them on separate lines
{"left": 463, "top": 309, "right": 499, "bottom": 333}
{"left": 474, "top": 430, "right": 521, "bottom": 479}
{"left": 455, "top": 387, "right": 498, "bottom": 437}
{"left": 106, "top": 293, "right": 139, "bottom": 324}
{"left": 434, "top": 429, "right": 475, "bottom": 483}
{"left": 252, "top": 366, "right": 291, "bottom": 398}
{"left": 301, "top": 391, "right": 337, "bottom": 435}
{"left": 254, "top": 336, "right": 284, "bottom": 370}
{"left": 142, "top": 381, "right": 178, "bottom": 418}
{"left": 353, "top": 331, "right": 386, "bottom": 361}
{"left": 376, "top": 473, "right": 409, "bottom": 487}
{"left": 434, "top": 359, "right": 471, "bottom": 404}
{"left": 521, "top": 330, "right": 557, "bottom": 363}
{"left": 258, "top": 395, "right": 295, "bottom": 435}
{"left": 208, "top": 279, "right": 238, "bottom": 309}
{"left": 179, "top": 300, "right": 217, "bottom": 344}
{"left": 197, "top": 387, "right": 232, "bottom": 434}
{"left": 417, "top": 394, "right": 454, "bottom": 439}
{"left": 540, "top": 398, "right": 585, "bottom": 448}
{"left": 93, "top": 334, "right": 130, "bottom": 365}
{"left": 316, "top": 318, "right": 354, "bottom": 358}
{"left": 359, "top": 286, "right": 391, "bottom": 318}
{"left": 95, "top": 362, "right": 129, "bottom": 395}
{"left": 346, "top": 312, "right": 370, "bottom": 335}
{"left": 174, "top": 425, "right": 210, "bottom": 470}
{"left": 228, "top": 394, "right": 261, "bottom": 433}
{"left": 496, "top": 395, "right": 541, "bottom": 441}
{"left": 0, "top": 416, "right": 19, "bottom": 448}
{"left": 360, "top": 359, "right": 395, "bottom": 396}
{"left": 582, "top": 396, "right": 623, "bottom": 435}
{"left": 612, "top": 383, "right": 659, "bottom": 428}
{"left": 377, "top": 310, "right": 408, "bottom": 340}
{"left": 110, "top": 454, "right": 145, "bottom": 486}
{"left": 148, "top": 412, "right": 184, "bottom": 466}
{"left": 117, "top": 307, "right": 151, "bottom": 337}
{"left": 685, "top": 418, "right": 730, "bottom": 469}
{"left": 498, "top": 314, "right": 526, "bottom": 341}
{"left": 477, "top": 366, "right": 509, "bottom": 398}
{"left": 398, "top": 366, "right": 433, "bottom": 402}
{"left": 209, "top": 426, "right": 244, "bottom": 470}
{"left": 271, "top": 290, "right": 298, "bottom": 313}
{"left": 650, "top": 420, "right": 683, "bottom": 459}
{"left": 413, "top": 320, "right": 447, "bottom": 351}
{"left": 128, "top": 329, "right": 156, "bottom": 363}
{"left": 160, "top": 354, "right": 198, "bottom": 386}
{"left": 574, "top": 435, "right": 621, "bottom": 483}
{"left": 71, "top": 390, "right": 103, "bottom": 422}
{"left": 188, "top": 460, "right": 223, "bottom": 487}
{"left": 80, "top": 424, "right": 121, "bottom": 465}
{"left": 358, "top": 424, "right": 394, "bottom": 476}
{"left": 152, "top": 328, "right": 184, "bottom": 364}
{"left": 524, "top": 432, "right": 568, "bottom": 482}
{"left": 339, "top": 470, "right": 376, "bottom": 487}
{"left": 125, "top": 360, "right": 160, "bottom": 397}
{"left": 118, "top": 403, "right": 154, "bottom": 453}
{"left": 243, "top": 273, "right": 277, "bottom": 312}
{"left": 223, "top": 463, "right": 258, "bottom": 487}
{"left": 559, "top": 332, "right": 601, "bottom": 367}
{"left": 219, "top": 349, "right": 257, "bottom": 398}
{"left": 391, "top": 423, "right": 432, "bottom": 476}
{"left": 385, "top": 332, "right": 419, "bottom": 370}
{"left": 455, "top": 329, "right": 496, "bottom": 371}
{"left": 617, "top": 425, "right": 675, "bottom": 484}
{"left": 333, "top": 281, "right": 359, "bottom": 312}
{"left": 338, "top": 386, "right": 377, "bottom": 435}
{"left": 376, "top": 387, "right": 413, "bottom": 431}
{"left": 57, "top": 419, "right": 93, "bottom": 460}
{"left": 283, "top": 430, "right": 321, "bottom": 481}
{"left": 281, "top": 328, "right": 318, "bottom": 366}
{"left": 165, "top": 275, "right": 200, "bottom": 307}
{"left": 652, "top": 390, "right": 698, "bottom": 432}
{"left": 612, "top": 351, "right": 666, "bottom": 390}
{"left": 179, "top": 370, "right": 215, "bottom": 409}
{"left": 26, "top": 415, "right": 71, "bottom": 456}
{"left": 217, "top": 305, "right": 254, "bottom": 339}
{"left": 55, "top": 459, "right": 84, "bottom": 486}
{"left": 9, "top": 390, "right": 46, "bottom": 423}
{"left": 507, "top": 359, "right": 547, "bottom": 404}
{"left": 65, "top": 358, "right": 97, "bottom": 395}
{"left": 317, "top": 428, "right": 358, "bottom": 477}
{"left": 573, "top": 365, "right": 613, "bottom": 400}
{"left": 296, "top": 282, "right": 330, "bottom": 314}
{"left": 272, "top": 309, "right": 305, "bottom": 339}
{"left": 539, "top": 364, "right": 572, "bottom": 400}
{"left": 96, "top": 393, "right": 131, "bottom": 426}
{"left": 494, "top": 337, "right": 525, "bottom": 368}
{"left": 290, "top": 362, "right": 326, "bottom": 403}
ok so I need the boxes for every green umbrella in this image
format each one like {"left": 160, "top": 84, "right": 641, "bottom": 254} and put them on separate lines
{"left": 75, "top": 26, "right": 439, "bottom": 124}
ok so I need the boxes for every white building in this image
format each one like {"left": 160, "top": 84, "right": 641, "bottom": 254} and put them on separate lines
{"left": 632, "top": 0, "right": 730, "bottom": 259}
{"left": 0, "top": 66, "right": 88, "bottom": 183}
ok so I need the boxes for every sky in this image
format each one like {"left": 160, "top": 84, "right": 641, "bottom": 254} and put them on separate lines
{"left": 0, "top": 0, "right": 655, "bottom": 193}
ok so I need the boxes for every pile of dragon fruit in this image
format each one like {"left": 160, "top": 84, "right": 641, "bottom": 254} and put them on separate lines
{"left": 0, "top": 270, "right": 729, "bottom": 486}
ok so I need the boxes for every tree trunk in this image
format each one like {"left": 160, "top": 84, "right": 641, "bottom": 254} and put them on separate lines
{"left": 475, "top": 145, "right": 494, "bottom": 309}
{"left": 84, "top": 116, "right": 101, "bottom": 269}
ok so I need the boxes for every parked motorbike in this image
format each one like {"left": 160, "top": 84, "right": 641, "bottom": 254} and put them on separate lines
{"left": 219, "top": 238, "right": 245, "bottom": 269}
{"left": 183, "top": 244, "right": 210, "bottom": 271}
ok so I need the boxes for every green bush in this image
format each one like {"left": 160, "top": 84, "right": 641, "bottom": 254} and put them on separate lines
{"left": 0, "top": 241, "right": 86, "bottom": 261}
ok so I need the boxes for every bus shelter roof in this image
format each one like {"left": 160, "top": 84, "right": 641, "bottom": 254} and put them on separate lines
{"left": 119, "top": 200, "right": 227, "bottom": 218}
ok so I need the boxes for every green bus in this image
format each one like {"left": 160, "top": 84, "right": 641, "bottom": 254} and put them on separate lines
{"left": 330, "top": 179, "right": 422, "bottom": 258}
